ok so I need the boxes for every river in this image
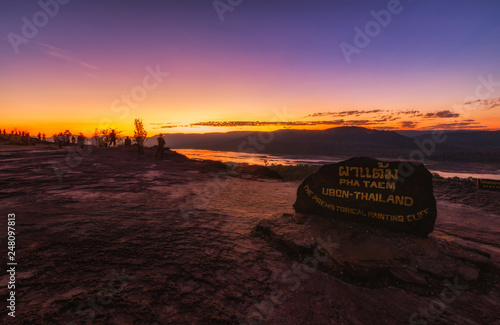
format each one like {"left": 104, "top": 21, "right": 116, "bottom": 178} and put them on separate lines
{"left": 175, "top": 149, "right": 500, "bottom": 181}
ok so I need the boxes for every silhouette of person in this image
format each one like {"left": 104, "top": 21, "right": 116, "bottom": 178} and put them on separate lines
{"left": 155, "top": 133, "right": 166, "bottom": 159}
{"left": 124, "top": 136, "right": 132, "bottom": 148}
{"left": 109, "top": 130, "right": 117, "bottom": 147}
{"left": 77, "top": 133, "right": 85, "bottom": 149}
{"left": 38, "top": 132, "right": 41, "bottom": 140}
{"left": 71, "top": 136, "right": 76, "bottom": 144}
{"left": 136, "top": 136, "right": 144, "bottom": 156}
{"left": 42, "top": 133, "right": 46, "bottom": 141}
{"left": 58, "top": 133, "right": 64, "bottom": 149}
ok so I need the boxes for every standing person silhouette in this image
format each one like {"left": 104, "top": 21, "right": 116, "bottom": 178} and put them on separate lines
{"left": 77, "top": 133, "right": 85, "bottom": 150}
{"left": 58, "top": 133, "right": 64, "bottom": 149}
{"left": 136, "top": 135, "right": 144, "bottom": 156}
{"left": 109, "top": 130, "right": 117, "bottom": 147}
{"left": 155, "top": 134, "right": 166, "bottom": 159}
{"left": 124, "top": 136, "right": 132, "bottom": 149}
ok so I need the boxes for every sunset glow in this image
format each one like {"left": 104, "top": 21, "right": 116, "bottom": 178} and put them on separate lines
{"left": 1, "top": 0, "right": 500, "bottom": 136}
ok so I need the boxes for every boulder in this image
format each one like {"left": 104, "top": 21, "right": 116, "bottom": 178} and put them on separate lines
{"left": 294, "top": 157, "right": 437, "bottom": 237}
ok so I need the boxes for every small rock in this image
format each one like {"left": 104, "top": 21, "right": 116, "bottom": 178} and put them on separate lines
{"left": 456, "top": 265, "right": 480, "bottom": 282}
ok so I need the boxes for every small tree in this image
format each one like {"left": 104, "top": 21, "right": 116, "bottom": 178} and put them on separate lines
{"left": 134, "top": 118, "right": 148, "bottom": 139}
{"left": 99, "top": 128, "right": 110, "bottom": 147}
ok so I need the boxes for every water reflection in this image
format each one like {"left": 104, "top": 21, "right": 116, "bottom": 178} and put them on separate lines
{"left": 175, "top": 149, "right": 500, "bottom": 181}
{"left": 175, "top": 149, "right": 345, "bottom": 166}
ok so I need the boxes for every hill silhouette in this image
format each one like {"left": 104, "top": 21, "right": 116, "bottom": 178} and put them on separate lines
{"left": 413, "top": 130, "right": 500, "bottom": 150}
{"left": 162, "top": 127, "right": 500, "bottom": 162}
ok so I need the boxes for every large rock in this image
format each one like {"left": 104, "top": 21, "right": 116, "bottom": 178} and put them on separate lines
{"left": 293, "top": 157, "right": 437, "bottom": 237}
{"left": 252, "top": 213, "right": 496, "bottom": 291}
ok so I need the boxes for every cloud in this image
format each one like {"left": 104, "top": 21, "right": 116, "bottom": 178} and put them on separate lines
{"left": 341, "top": 119, "right": 380, "bottom": 126}
{"left": 37, "top": 43, "right": 98, "bottom": 70}
{"left": 190, "top": 121, "right": 310, "bottom": 127}
{"left": 400, "top": 121, "right": 419, "bottom": 129}
{"left": 159, "top": 125, "right": 183, "bottom": 129}
{"left": 429, "top": 119, "right": 485, "bottom": 130}
{"left": 152, "top": 122, "right": 183, "bottom": 129}
{"left": 156, "top": 119, "right": 388, "bottom": 129}
{"left": 304, "top": 108, "right": 442, "bottom": 122}
{"left": 153, "top": 118, "right": 489, "bottom": 131}
{"left": 464, "top": 97, "right": 500, "bottom": 110}
{"left": 395, "top": 110, "right": 424, "bottom": 117}
{"left": 378, "top": 115, "right": 401, "bottom": 122}
{"left": 304, "top": 109, "right": 384, "bottom": 118}
{"left": 423, "top": 110, "right": 460, "bottom": 118}
{"left": 305, "top": 108, "right": 465, "bottom": 122}
{"left": 153, "top": 110, "right": 489, "bottom": 131}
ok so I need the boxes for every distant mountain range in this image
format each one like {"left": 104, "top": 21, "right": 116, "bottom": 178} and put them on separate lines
{"left": 159, "top": 127, "right": 500, "bottom": 162}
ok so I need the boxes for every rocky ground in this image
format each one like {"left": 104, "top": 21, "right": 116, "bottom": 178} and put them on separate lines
{"left": 0, "top": 143, "right": 499, "bottom": 324}
{"left": 433, "top": 177, "right": 500, "bottom": 214}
